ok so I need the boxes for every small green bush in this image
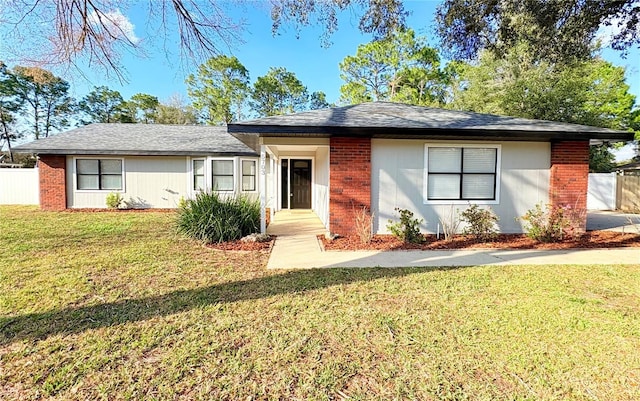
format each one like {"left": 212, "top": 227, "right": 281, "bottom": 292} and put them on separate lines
{"left": 520, "top": 203, "right": 568, "bottom": 242}
{"left": 387, "top": 208, "right": 424, "bottom": 244}
{"left": 177, "top": 192, "right": 260, "bottom": 243}
{"left": 105, "top": 192, "right": 124, "bottom": 209}
{"left": 461, "top": 204, "right": 499, "bottom": 241}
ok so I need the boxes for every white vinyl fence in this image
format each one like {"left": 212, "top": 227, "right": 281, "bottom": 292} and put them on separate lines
{"left": 0, "top": 168, "right": 39, "bottom": 205}
{"left": 587, "top": 172, "right": 617, "bottom": 210}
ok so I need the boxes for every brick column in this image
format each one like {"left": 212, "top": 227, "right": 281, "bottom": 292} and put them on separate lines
{"left": 39, "top": 155, "right": 67, "bottom": 210}
{"left": 329, "top": 137, "right": 371, "bottom": 235}
{"left": 549, "top": 141, "right": 589, "bottom": 231}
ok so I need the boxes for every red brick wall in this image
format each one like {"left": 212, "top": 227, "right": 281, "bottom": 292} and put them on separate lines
{"left": 329, "top": 137, "right": 371, "bottom": 235}
{"left": 39, "top": 155, "right": 67, "bottom": 210}
{"left": 549, "top": 141, "right": 589, "bottom": 230}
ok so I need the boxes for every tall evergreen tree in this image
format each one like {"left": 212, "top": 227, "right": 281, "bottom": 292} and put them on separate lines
{"left": 11, "top": 66, "right": 74, "bottom": 139}
{"left": 77, "top": 86, "right": 127, "bottom": 124}
{"left": 339, "top": 29, "right": 448, "bottom": 106}
{"left": 186, "top": 56, "right": 250, "bottom": 124}
{"left": 250, "top": 67, "right": 308, "bottom": 117}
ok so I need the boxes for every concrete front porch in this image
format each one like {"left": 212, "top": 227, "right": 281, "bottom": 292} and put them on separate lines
{"left": 266, "top": 210, "right": 328, "bottom": 269}
{"left": 267, "top": 210, "right": 327, "bottom": 236}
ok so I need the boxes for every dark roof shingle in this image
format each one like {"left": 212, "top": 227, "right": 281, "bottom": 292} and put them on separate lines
{"left": 14, "top": 124, "right": 258, "bottom": 156}
{"left": 228, "top": 102, "right": 632, "bottom": 142}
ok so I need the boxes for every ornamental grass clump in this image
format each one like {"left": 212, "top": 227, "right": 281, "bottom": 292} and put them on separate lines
{"left": 177, "top": 192, "right": 260, "bottom": 243}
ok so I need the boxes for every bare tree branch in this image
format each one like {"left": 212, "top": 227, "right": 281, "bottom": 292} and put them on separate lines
{"left": 0, "top": 0, "right": 407, "bottom": 81}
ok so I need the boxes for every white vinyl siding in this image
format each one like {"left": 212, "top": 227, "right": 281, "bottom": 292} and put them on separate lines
{"left": 69, "top": 156, "right": 187, "bottom": 208}
{"left": 76, "top": 158, "right": 123, "bottom": 191}
{"left": 371, "top": 139, "right": 549, "bottom": 234}
{"left": 69, "top": 156, "right": 260, "bottom": 209}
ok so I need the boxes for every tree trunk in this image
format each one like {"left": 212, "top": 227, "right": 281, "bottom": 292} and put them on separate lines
{"left": 1, "top": 119, "right": 14, "bottom": 162}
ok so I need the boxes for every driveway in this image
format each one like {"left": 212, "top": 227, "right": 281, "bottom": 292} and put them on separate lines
{"left": 587, "top": 210, "right": 640, "bottom": 232}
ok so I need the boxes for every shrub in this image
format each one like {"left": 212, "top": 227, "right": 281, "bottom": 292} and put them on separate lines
{"left": 387, "top": 208, "right": 424, "bottom": 244}
{"left": 563, "top": 204, "right": 587, "bottom": 239}
{"left": 461, "top": 204, "right": 499, "bottom": 241}
{"left": 353, "top": 205, "right": 374, "bottom": 244}
{"left": 438, "top": 204, "right": 461, "bottom": 241}
{"left": 177, "top": 192, "right": 260, "bottom": 243}
{"left": 520, "top": 203, "right": 569, "bottom": 242}
{"left": 105, "top": 192, "right": 124, "bottom": 209}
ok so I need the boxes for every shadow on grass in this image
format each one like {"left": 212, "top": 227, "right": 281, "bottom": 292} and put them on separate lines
{"left": 0, "top": 266, "right": 454, "bottom": 345}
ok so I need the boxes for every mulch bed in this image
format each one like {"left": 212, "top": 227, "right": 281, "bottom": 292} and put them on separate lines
{"left": 320, "top": 231, "right": 640, "bottom": 251}
{"left": 206, "top": 237, "right": 275, "bottom": 251}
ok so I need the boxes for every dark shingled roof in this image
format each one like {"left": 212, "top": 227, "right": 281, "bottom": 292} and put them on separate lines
{"left": 228, "top": 102, "right": 633, "bottom": 142}
{"left": 14, "top": 123, "right": 258, "bottom": 156}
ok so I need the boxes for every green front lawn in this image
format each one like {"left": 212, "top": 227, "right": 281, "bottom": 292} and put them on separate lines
{"left": 1, "top": 206, "right": 639, "bottom": 400}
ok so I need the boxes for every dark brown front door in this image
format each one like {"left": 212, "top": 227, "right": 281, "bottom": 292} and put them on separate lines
{"left": 291, "top": 159, "right": 311, "bottom": 209}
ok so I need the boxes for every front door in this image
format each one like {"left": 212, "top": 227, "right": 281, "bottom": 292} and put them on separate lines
{"left": 290, "top": 159, "right": 311, "bottom": 209}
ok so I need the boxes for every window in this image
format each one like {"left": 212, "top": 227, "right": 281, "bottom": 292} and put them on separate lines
{"left": 425, "top": 146, "right": 498, "bottom": 201}
{"left": 211, "top": 159, "right": 234, "bottom": 191}
{"left": 76, "top": 159, "right": 123, "bottom": 190}
{"left": 192, "top": 159, "right": 205, "bottom": 191}
{"left": 241, "top": 160, "right": 257, "bottom": 191}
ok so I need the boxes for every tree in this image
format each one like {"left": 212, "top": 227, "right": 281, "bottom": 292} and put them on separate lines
{"left": 436, "top": 0, "right": 640, "bottom": 63}
{"left": 129, "top": 93, "right": 159, "bottom": 123}
{"left": 1, "top": 1, "right": 407, "bottom": 80}
{"left": 186, "top": 56, "right": 250, "bottom": 124}
{"left": 11, "top": 66, "right": 74, "bottom": 139}
{"left": 590, "top": 144, "right": 617, "bottom": 173}
{"left": 271, "top": 0, "right": 407, "bottom": 44}
{"left": 155, "top": 94, "right": 198, "bottom": 125}
{"left": 251, "top": 67, "right": 309, "bottom": 117}
{"left": 449, "top": 45, "right": 636, "bottom": 129}
{"left": 309, "top": 91, "right": 333, "bottom": 110}
{"left": 339, "top": 29, "right": 448, "bottom": 105}
{"left": 0, "top": 64, "right": 23, "bottom": 162}
{"left": 77, "top": 86, "right": 127, "bottom": 124}
{"left": 448, "top": 44, "right": 637, "bottom": 172}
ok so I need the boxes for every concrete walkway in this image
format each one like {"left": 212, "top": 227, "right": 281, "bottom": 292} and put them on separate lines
{"left": 587, "top": 210, "right": 640, "bottom": 232}
{"left": 267, "top": 210, "right": 640, "bottom": 269}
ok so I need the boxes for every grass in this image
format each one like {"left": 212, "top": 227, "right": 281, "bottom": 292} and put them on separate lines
{"left": 1, "top": 206, "right": 639, "bottom": 400}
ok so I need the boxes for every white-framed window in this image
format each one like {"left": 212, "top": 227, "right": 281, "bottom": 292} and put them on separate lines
{"left": 241, "top": 159, "right": 257, "bottom": 192}
{"left": 75, "top": 158, "right": 124, "bottom": 191}
{"left": 192, "top": 158, "right": 205, "bottom": 191}
{"left": 424, "top": 144, "right": 500, "bottom": 203}
{"left": 188, "top": 157, "right": 259, "bottom": 195}
{"left": 211, "top": 159, "right": 234, "bottom": 191}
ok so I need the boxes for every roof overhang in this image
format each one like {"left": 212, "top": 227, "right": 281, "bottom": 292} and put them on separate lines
{"left": 227, "top": 125, "right": 634, "bottom": 143}
{"left": 14, "top": 148, "right": 258, "bottom": 157}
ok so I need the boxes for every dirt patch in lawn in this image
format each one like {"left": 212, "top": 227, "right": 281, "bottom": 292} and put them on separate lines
{"left": 320, "top": 231, "right": 640, "bottom": 251}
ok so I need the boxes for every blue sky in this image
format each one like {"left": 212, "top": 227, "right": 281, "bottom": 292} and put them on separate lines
{"left": 69, "top": 1, "right": 639, "bottom": 105}
{"left": 7, "top": 1, "right": 640, "bottom": 158}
